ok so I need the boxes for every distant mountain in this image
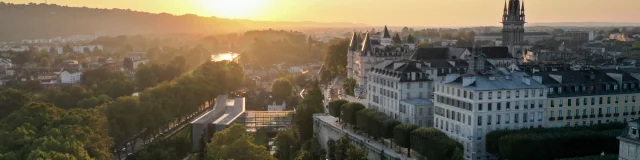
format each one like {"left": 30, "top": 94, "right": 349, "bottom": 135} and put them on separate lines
{"left": 530, "top": 22, "right": 640, "bottom": 27}
{"left": 0, "top": 3, "right": 368, "bottom": 41}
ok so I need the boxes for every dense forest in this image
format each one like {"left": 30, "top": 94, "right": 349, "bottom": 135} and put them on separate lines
{"left": 0, "top": 2, "right": 364, "bottom": 41}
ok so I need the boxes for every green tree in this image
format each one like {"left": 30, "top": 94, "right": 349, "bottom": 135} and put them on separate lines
{"left": 272, "top": 78, "right": 294, "bottom": 100}
{"left": 417, "top": 41, "right": 433, "bottom": 48}
{"left": 295, "top": 81, "right": 325, "bottom": 142}
{"left": 205, "top": 124, "right": 275, "bottom": 160}
{"left": 0, "top": 103, "right": 113, "bottom": 160}
{"left": 322, "top": 38, "right": 349, "bottom": 81}
{"left": 345, "top": 147, "right": 367, "bottom": 160}
{"left": 328, "top": 99, "right": 349, "bottom": 121}
{"left": 0, "top": 88, "right": 32, "bottom": 119}
{"left": 341, "top": 102, "right": 365, "bottom": 126}
{"left": 394, "top": 124, "right": 418, "bottom": 157}
{"left": 274, "top": 130, "right": 297, "bottom": 160}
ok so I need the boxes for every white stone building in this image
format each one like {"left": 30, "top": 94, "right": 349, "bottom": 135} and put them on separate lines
{"left": 60, "top": 70, "right": 82, "bottom": 84}
{"left": 366, "top": 60, "right": 435, "bottom": 127}
{"left": 346, "top": 26, "right": 417, "bottom": 98}
{"left": 433, "top": 49, "right": 547, "bottom": 160}
{"left": 619, "top": 120, "right": 640, "bottom": 160}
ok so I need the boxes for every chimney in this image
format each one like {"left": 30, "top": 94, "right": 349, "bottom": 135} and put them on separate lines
{"left": 489, "top": 76, "right": 496, "bottom": 80}
{"left": 416, "top": 63, "right": 422, "bottom": 68}
{"left": 412, "top": 72, "right": 416, "bottom": 81}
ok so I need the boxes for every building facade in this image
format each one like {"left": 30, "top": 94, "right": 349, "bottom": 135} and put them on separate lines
{"left": 366, "top": 60, "right": 435, "bottom": 127}
{"left": 346, "top": 26, "right": 416, "bottom": 98}
{"left": 433, "top": 48, "right": 547, "bottom": 160}
{"left": 618, "top": 120, "right": 640, "bottom": 160}
{"left": 535, "top": 69, "right": 640, "bottom": 128}
{"left": 60, "top": 70, "right": 82, "bottom": 84}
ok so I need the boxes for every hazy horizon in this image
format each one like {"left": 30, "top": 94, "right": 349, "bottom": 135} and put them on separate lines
{"left": 4, "top": 0, "right": 640, "bottom": 27}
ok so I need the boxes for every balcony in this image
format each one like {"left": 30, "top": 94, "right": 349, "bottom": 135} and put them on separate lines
{"left": 574, "top": 116, "right": 581, "bottom": 119}
{"left": 605, "top": 114, "right": 611, "bottom": 117}
{"left": 558, "top": 117, "right": 564, "bottom": 120}
{"left": 582, "top": 115, "right": 588, "bottom": 119}
{"left": 624, "top": 112, "right": 629, "bottom": 116}
{"left": 598, "top": 114, "right": 604, "bottom": 117}
{"left": 549, "top": 117, "right": 555, "bottom": 121}
{"left": 632, "top": 112, "right": 637, "bottom": 115}
{"left": 566, "top": 116, "right": 573, "bottom": 120}
{"left": 590, "top": 115, "right": 596, "bottom": 118}
{"left": 614, "top": 113, "right": 620, "bottom": 117}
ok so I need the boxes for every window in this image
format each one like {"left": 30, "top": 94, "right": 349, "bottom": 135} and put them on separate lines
{"left": 419, "top": 82, "right": 423, "bottom": 88}
{"left": 599, "top": 97, "right": 603, "bottom": 104}
{"left": 515, "top": 114, "right": 519, "bottom": 123}
{"left": 515, "top": 101, "right": 520, "bottom": 110}
{"left": 507, "top": 91, "right": 511, "bottom": 98}
{"left": 576, "top": 98, "right": 580, "bottom": 106}
{"left": 478, "top": 104, "right": 483, "bottom": 111}
{"left": 488, "top": 103, "right": 492, "bottom": 111}
{"left": 607, "top": 97, "right": 611, "bottom": 104}
{"left": 468, "top": 115, "right": 471, "bottom": 125}
{"left": 591, "top": 97, "right": 595, "bottom": 105}
{"left": 634, "top": 96, "right": 637, "bottom": 102}
{"left": 497, "top": 103, "right": 501, "bottom": 110}
{"left": 607, "top": 107, "right": 611, "bottom": 114}
{"left": 567, "top": 110, "right": 572, "bottom": 117}
{"left": 497, "top": 115, "right": 502, "bottom": 124}
{"left": 551, "top": 111, "right": 555, "bottom": 117}
{"left": 559, "top": 99, "right": 564, "bottom": 107}
{"left": 558, "top": 110, "right": 563, "bottom": 117}
{"left": 551, "top": 100, "right": 555, "bottom": 107}
{"left": 525, "top": 90, "right": 529, "bottom": 97}
{"left": 488, "top": 115, "right": 492, "bottom": 125}
{"left": 591, "top": 108, "right": 595, "bottom": 115}
{"left": 516, "top": 90, "right": 520, "bottom": 98}
{"left": 478, "top": 116, "right": 482, "bottom": 126}
{"left": 488, "top": 92, "right": 492, "bottom": 100}
{"left": 497, "top": 91, "right": 502, "bottom": 99}
{"left": 616, "top": 97, "right": 619, "bottom": 103}
{"left": 479, "top": 92, "right": 483, "bottom": 100}
{"left": 406, "top": 83, "right": 410, "bottom": 89}
{"left": 615, "top": 107, "right": 619, "bottom": 113}
{"left": 523, "top": 113, "right": 528, "bottom": 122}
{"left": 505, "top": 114, "right": 511, "bottom": 124}
{"left": 568, "top": 99, "right": 572, "bottom": 106}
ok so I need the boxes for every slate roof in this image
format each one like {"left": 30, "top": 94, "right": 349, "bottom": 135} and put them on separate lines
{"left": 412, "top": 47, "right": 450, "bottom": 60}
{"left": 465, "top": 46, "right": 512, "bottom": 59}
{"left": 478, "top": 32, "right": 551, "bottom": 37}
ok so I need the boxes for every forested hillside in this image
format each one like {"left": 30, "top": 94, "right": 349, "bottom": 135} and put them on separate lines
{"left": 0, "top": 2, "right": 364, "bottom": 41}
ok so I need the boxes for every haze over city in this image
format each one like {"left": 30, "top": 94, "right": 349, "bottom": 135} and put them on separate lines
{"left": 5, "top": 0, "right": 640, "bottom": 27}
{"left": 2, "top": 0, "right": 640, "bottom": 160}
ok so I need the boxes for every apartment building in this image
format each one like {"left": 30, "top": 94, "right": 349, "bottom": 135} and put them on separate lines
{"left": 534, "top": 69, "right": 640, "bottom": 127}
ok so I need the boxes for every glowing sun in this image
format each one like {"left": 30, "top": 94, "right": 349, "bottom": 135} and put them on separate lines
{"left": 199, "top": 0, "right": 269, "bottom": 19}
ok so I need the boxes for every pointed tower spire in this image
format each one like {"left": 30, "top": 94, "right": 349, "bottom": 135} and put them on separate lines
{"left": 503, "top": 0, "right": 508, "bottom": 13}
{"left": 521, "top": 0, "right": 525, "bottom": 11}
{"left": 349, "top": 32, "right": 359, "bottom": 51}
{"left": 361, "top": 32, "right": 372, "bottom": 54}
{"left": 383, "top": 25, "right": 391, "bottom": 38}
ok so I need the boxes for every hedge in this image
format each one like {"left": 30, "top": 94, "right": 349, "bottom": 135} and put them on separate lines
{"left": 410, "top": 127, "right": 463, "bottom": 160}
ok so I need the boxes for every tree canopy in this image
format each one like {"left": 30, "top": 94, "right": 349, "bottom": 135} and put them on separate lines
{"left": 205, "top": 124, "right": 275, "bottom": 160}
{"left": 272, "top": 78, "right": 294, "bottom": 100}
{"left": 0, "top": 103, "right": 113, "bottom": 160}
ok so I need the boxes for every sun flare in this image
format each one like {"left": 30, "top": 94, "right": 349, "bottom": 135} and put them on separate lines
{"left": 199, "top": 0, "right": 269, "bottom": 19}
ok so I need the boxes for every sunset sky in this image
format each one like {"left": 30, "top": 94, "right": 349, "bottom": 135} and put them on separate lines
{"left": 5, "top": 0, "right": 640, "bottom": 27}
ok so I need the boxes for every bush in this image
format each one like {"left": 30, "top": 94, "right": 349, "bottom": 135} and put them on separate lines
{"left": 341, "top": 102, "right": 365, "bottom": 126}
{"left": 328, "top": 100, "right": 349, "bottom": 119}
{"left": 486, "top": 122, "right": 625, "bottom": 155}
{"left": 410, "top": 127, "right": 462, "bottom": 160}
{"left": 497, "top": 129, "right": 622, "bottom": 160}
{"left": 558, "top": 154, "right": 618, "bottom": 160}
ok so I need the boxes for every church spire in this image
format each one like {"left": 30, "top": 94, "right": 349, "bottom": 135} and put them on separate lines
{"left": 521, "top": 0, "right": 525, "bottom": 11}
{"left": 503, "top": 0, "right": 508, "bottom": 14}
